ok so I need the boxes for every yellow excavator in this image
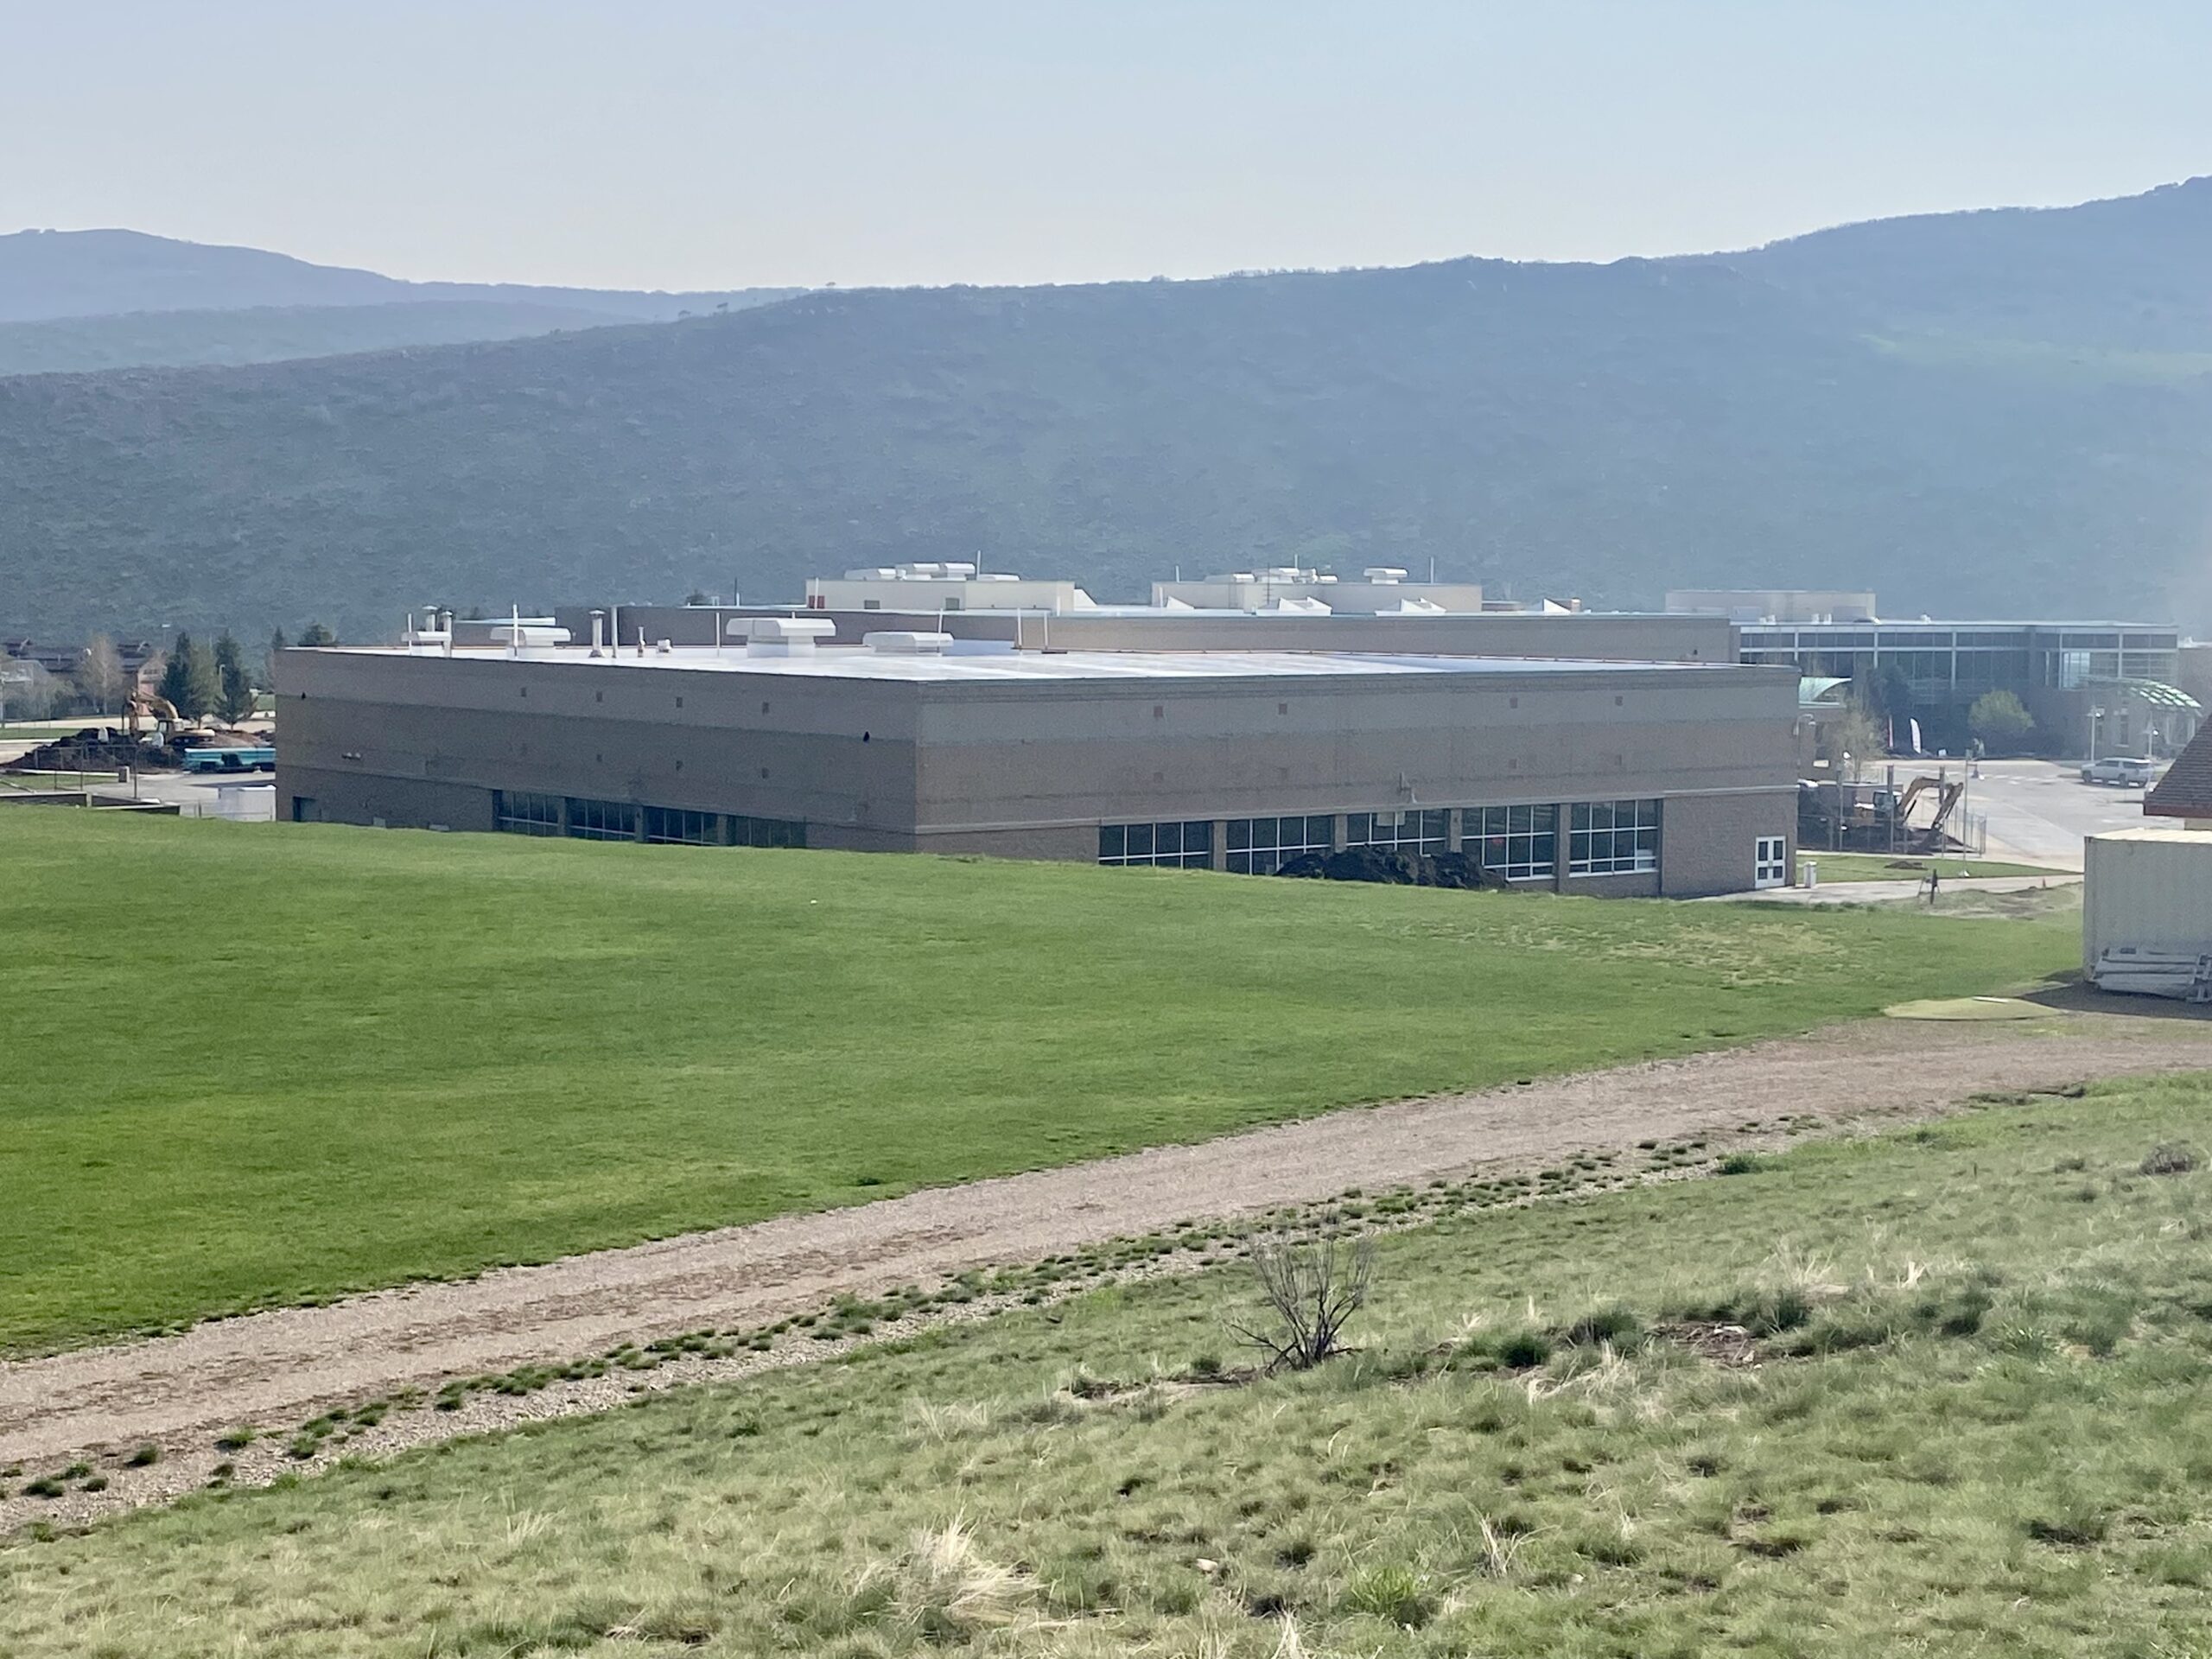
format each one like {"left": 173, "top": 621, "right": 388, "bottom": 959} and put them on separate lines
{"left": 123, "top": 691, "right": 186, "bottom": 737}
{"left": 1892, "top": 774, "right": 1965, "bottom": 850}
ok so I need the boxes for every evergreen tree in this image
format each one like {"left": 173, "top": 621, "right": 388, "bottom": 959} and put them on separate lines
{"left": 213, "top": 632, "right": 256, "bottom": 722}
{"left": 158, "top": 633, "right": 219, "bottom": 719}
{"left": 297, "top": 620, "right": 337, "bottom": 647}
{"left": 156, "top": 633, "right": 194, "bottom": 711}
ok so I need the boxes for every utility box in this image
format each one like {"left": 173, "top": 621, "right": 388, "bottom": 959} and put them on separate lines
{"left": 2083, "top": 826, "right": 2212, "bottom": 976}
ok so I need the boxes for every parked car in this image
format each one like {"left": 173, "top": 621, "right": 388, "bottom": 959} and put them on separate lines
{"left": 2082, "top": 756, "right": 2157, "bottom": 787}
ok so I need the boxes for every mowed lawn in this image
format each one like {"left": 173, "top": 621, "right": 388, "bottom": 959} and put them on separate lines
{"left": 0, "top": 812, "right": 2073, "bottom": 1354}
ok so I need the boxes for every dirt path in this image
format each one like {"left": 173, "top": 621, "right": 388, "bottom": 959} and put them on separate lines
{"left": 4, "top": 1016, "right": 2208, "bottom": 1478}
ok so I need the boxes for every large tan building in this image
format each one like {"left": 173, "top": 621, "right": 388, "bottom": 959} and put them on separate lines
{"left": 276, "top": 629, "right": 1798, "bottom": 896}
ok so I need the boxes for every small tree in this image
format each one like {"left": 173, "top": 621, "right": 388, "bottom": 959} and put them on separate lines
{"left": 0, "top": 658, "right": 55, "bottom": 722}
{"left": 76, "top": 634, "right": 126, "bottom": 715}
{"left": 1968, "top": 690, "right": 2035, "bottom": 756}
{"left": 1827, "top": 705, "right": 1883, "bottom": 779}
{"left": 213, "top": 632, "right": 256, "bottom": 722}
{"left": 296, "top": 620, "right": 337, "bottom": 647}
{"left": 1229, "top": 1235, "right": 1375, "bottom": 1371}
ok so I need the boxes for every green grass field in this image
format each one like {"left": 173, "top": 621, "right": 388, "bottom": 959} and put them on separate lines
{"left": 5, "top": 1073, "right": 2209, "bottom": 1656}
{"left": 1805, "top": 853, "right": 2067, "bottom": 883}
{"left": 0, "top": 813, "right": 2074, "bottom": 1356}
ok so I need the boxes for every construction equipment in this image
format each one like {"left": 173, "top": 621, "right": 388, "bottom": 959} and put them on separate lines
{"left": 1891, "top": 775, "right": 1965, "bottom": 851}
{"left": 123, "top": 691, "right": 186, "bottom": 738}
{"left": 1797, "top": 771, "right": 1974, "bottom": 855}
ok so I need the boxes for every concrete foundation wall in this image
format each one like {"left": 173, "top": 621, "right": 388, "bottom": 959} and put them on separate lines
{"left": 276, "top": 763, "right": 498, "bottom": 832}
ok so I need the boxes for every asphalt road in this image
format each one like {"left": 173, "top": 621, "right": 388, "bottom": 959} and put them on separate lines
{"left": 1963, "top": 759, "right": 2161, "bottom": 868}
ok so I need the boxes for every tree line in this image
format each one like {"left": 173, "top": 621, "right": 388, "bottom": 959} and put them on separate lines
{"left": 1, "top": 621, "right": 340, "bottom": 724}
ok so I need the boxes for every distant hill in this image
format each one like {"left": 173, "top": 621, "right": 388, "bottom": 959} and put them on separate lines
{"left": 0, "top": 228, "right": 802, "bottom": 324}
{"left": 0, "top": 299, "right": 654, "bottom": 377}
{"left": 3, "top": 183, "right": 2211, "bottom": 643}
{"left": 1724, "top": 177, "right": 2212, "bottom": 350}
{"left": 0, "top": 229, "right": 801, "bottom": 371}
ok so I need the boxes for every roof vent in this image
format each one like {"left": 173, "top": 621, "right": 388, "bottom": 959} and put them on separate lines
{"left": 735, "top": 616, "right": 837, "bottom": 657}
{"left": 487, "top": 624, "right": 571, "bottom": 647}
{"left": 863, "top": 631, "right": 953, "bottom": 655}
{"left": 1363, "top": 567, "right": 1408, "bottom": 583}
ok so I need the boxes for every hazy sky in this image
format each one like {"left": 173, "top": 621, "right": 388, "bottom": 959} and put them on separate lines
{"left": 9, "top": 1, "right": 2212, "bottom": 291}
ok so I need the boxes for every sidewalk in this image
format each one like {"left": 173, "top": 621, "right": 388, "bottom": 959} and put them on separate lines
{"left": 1709, "top": 874, "right": 2081, "bottom": 906}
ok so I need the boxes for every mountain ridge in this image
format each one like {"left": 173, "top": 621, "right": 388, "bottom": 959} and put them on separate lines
{"left": 5, "top": 181, "right": 2211, "bottom": 642}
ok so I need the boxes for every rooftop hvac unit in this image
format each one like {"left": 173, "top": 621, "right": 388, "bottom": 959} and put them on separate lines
{"left": 863, "top": 631, "right": 954, "bottom": 655}
{"left": 735, "top": 616, "right": 837, "bottom": 657}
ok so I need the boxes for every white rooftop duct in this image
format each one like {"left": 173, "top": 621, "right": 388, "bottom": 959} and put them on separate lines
{"left": 863, "top": 631, "right": 954, "bottom": 655}
{"left": 734, "top": 616, "right": 838, "bottom": 658}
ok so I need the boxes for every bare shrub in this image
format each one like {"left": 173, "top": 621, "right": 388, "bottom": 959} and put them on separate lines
{"left": 1230, "top": 1236, "right": 1375, "bottom": 1371}
{"left": 2140, "top": 1143, "right": 2196, "bottom": 1177}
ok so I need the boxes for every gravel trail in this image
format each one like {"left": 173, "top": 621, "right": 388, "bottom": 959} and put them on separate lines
{"left": 4, "top": 1016, "right": 2207, "bottom": 1479}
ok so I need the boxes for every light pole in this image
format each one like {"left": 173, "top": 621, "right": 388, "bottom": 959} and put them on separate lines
{"left": 2088, "top": 705, "right": 2104, "bottom": 765}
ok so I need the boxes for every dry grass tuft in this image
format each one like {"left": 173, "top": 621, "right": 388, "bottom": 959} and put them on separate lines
{"left": 871, "top": 1516, "right": 1036, "bottom": 1638}
{"left": 903, "top": 1395, "right": 994, "bottom": 1442}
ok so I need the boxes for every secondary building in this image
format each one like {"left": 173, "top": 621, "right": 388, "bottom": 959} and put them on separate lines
{"left": 276, "top": 627, "right": 1799, "bottom": 896}
{"left": 1149, "top": 567, "right": 1486, "bottom": 615}
{"left": 1705, "top": 596, "right": 2196, "bottom": 756}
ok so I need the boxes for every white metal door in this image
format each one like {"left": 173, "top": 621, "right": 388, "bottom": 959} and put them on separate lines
{"left": 1754, "top": 836, "right": 1788, "bottom": 889}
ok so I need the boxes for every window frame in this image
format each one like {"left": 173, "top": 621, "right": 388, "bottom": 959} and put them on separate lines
{"left": 1344, "top": 807, "right": 1449, "bottom": 855}
{"left": 1567, "top": 798, "right": 1660, "bottom": 877}
{"left": 1098, "top": 820, "right": 1215, "bottom": 869}
{"left": 493, "top": 790, "right": 563, "bottom": 836}
{"left": 1223, "top": 813, "right": 1334, "bottom": 875}
{"left": 1469, "top": 804, "right": 1557, "bottom": 881}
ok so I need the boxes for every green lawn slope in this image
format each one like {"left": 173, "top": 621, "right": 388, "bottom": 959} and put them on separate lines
{"left": 4, "top": 1073, "right": 2209, "bottom": 1655}
{"left": 0, "top": 813, "right": 2073, "bottom": 1354}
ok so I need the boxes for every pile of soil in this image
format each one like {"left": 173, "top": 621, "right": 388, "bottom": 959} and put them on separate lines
{"left": 1274, "top": 847, "right": 1500, "bottom": 888}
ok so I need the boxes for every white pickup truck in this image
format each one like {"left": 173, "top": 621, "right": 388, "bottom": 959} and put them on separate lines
{"left": 2082, "top": 756, "right": 2157, "bottom": 787}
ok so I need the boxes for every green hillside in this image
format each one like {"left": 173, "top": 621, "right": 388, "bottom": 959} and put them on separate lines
{"left": 5, "top": 183, "right": 2212, "bottom": 640}
{"left": 7, "top": 1071, "right": 2209, "bottom": 1655}
{"left": 0, "top": 811, "right": 2070, "bottom": 1354}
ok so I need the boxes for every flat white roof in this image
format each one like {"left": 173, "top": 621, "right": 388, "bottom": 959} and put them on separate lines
{"left": 326, "top": 644, "right": 1748, "bottom": 685}
{"left": 2089, "top": 825, "right": 2212, "bottom": 845}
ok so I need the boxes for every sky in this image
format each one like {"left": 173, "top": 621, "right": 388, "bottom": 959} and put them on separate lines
{"left": 7, "top": 0, "right": 2212, "bottom": 292}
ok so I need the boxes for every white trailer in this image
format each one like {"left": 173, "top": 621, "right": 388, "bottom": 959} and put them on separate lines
{"left": 2082, "top": 826, "right": 2212, "bottom": 996}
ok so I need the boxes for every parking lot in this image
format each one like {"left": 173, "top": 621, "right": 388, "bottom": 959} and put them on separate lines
{"left": 1963, "top": 758, "right": 2163, "bottom": 868}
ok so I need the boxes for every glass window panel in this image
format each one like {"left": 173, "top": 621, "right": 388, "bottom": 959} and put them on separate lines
{"left": 1127, "top": 823, "right": 1153, "bottom": 859}
{"left": 1100, "top": 825, "right": 1124, "bottom": 860}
